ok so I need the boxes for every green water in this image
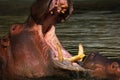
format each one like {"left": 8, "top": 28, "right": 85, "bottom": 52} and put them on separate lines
{"left": 56, "top": 11, "right": 120, "bottom": 58}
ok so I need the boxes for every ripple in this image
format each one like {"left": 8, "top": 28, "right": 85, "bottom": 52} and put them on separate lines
{"left": 56, "top": 11, "right": 120, "bottom": 58}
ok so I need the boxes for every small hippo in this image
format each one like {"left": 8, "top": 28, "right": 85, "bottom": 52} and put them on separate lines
{"left": 83, "top": 52, "right": 120, "bottom": 80}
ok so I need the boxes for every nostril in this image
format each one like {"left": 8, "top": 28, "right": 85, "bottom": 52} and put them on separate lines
{"left": 10, "top": 24, "right": 23, "bottom": 35}
{"left": 10, "top": 24, "right": 19, "bottom": 34}
{"left": 11, "top": 24, "right": 17, "bottom": 31}
{"left": 12, "top": 27, "right": 16, "bottom": 31}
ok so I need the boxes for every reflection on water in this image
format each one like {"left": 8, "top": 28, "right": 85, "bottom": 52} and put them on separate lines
{"left": 0, "top": 11, "right": 120, "bottom": 58}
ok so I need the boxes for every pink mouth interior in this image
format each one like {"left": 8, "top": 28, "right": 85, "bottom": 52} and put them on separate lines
{"left": 44, "top": 25, "right": 72, "bottom": 60}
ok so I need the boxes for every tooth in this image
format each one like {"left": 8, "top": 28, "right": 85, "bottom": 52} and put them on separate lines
{"left": 61, "top": 10, "right": 65, "bottom": 14}
{"left": 78, "top": 44, "right": 85, "bottom": 61}
{"left": 56, "top": 43, "right": 63, "bottom": 62}
{"left": 68, "top": 44, "right": 85, "bottom": 62}
{"left": 50, "top": 11, "right": 54, "bottom": 15}
{"left": 68, "top": 55, "right": 81, "bottom": 62}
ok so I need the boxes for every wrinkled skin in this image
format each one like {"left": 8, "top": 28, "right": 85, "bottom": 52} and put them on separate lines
{"left": 83, "top": 52, "right": 120, "bottom": 80}
{"left": 0, "top": 0, "right": 84, "bottom": 80}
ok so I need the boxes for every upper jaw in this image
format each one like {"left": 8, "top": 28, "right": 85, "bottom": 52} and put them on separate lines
{"left": 48, "top": 0, "right": 69, "bottom": 23}
{"left": 49, "top": 0, "right": 68, "bottom": 11}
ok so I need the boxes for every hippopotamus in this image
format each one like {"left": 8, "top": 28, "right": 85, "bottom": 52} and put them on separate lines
{"left": 83, "top": 52, "right": 120, "bottom": 80}
{"left": 0, "top": 0, "right": 85, "bottom": 80}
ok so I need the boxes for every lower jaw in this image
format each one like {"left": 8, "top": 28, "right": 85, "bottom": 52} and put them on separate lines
{"left": 44, "top": 26, "right": 85, "bottom": 68}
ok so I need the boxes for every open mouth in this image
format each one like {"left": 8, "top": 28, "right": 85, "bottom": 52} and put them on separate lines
{"left": 34, "top": 0, "right": 86, "bottom": 72}
{"left": 44, "top": 25, "right": 85, "bottom": 67}
{"left": 42, "top": 4, "right": 69, "bottom": 35}
{"left": 38, "top": 1, "right": 86, "bottom": 69}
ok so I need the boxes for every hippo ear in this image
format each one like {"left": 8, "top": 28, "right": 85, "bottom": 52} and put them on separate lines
{"left": 31, "top": 0, "right": 52, "bottom": 24}
{"left": 110, "top": 62, "right": 119, "bottom": 72}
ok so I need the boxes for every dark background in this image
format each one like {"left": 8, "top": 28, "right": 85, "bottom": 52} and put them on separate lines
{"left": 74, "top": 0, "right": 120, "bottom": 11}
{"left": 0, "top": 0, "right": 120, "bottom": 16}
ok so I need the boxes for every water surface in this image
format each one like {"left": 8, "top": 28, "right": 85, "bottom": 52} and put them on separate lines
{"left": 0, "top": 11, "right": 120, "bottom": 59}
{"left": 56, "top": 11, "right": 120, "bottom": 58}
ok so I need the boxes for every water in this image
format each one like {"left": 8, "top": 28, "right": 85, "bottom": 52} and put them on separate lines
{"left": 56, "top": 11, "right": 120, "bottom": 58}
{"left": 0, "top": 11, "right": 120, "bottom": 59}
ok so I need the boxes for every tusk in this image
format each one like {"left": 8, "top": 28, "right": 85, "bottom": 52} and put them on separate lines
{"left": 78, "top": 44, "right": 85, "bottom": 61}
{"left": 56, "top": 43, "right": 85, "bottom": 62}
{"left": 56, "top": 43, "right": 63, "bottom": 62}
{"left": 68, "top": 44, "right": 85, "bottom": 62}
{"left": 68, "top": 55, "right": 82, "bottom": 62}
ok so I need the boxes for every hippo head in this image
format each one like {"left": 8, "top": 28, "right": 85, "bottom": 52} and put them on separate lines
{"left": 83, "top": 52, "right": 109, "bottom": 78}
{"left": 0, "top": 0, "right": 85, "bottom": 79}
{"left": 83, "top": 52, "right": 120, "bottom": 79}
